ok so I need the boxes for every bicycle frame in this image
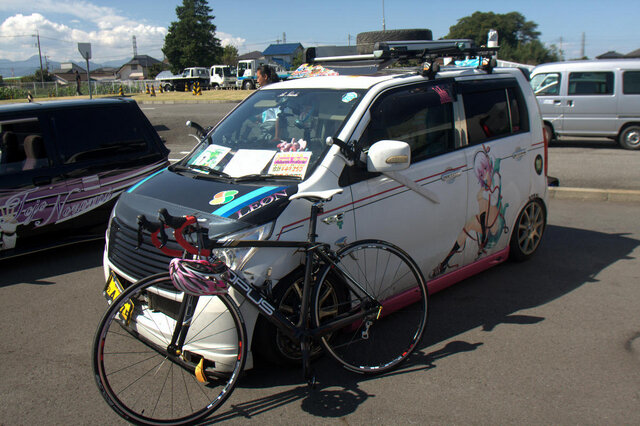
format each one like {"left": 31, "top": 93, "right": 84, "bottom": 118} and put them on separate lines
{"left": 153, "top": 202, "right": 382, "bottom": 377}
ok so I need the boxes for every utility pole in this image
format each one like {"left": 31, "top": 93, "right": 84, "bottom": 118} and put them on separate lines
{"left": 347, "top": 34, "right": 353, "bottom": 46}
{"left": 382, "top": 0, "right": 386, "bottom": 31}
{"left": 580, "top": 32, "right": 585, "bottom": 58}
{"left": 33, "top": 30, "right": 44, "bottom": 87}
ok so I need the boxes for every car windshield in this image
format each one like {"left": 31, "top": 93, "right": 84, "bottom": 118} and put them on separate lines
{"left": 181, "top": 88, "right": 365, "bottom": 181}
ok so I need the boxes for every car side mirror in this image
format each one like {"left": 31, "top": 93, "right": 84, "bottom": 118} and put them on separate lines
{"left": 366, "top": 140, "right": 411, "bottom": 172}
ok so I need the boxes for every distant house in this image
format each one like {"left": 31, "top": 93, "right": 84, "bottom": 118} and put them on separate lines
{"left": 51, "top": 62, "right": 88, "bottom": 84}
{"left": 596, "top": 51, "right": 625, "bottom": 59}
{"left": 117, "top": 55, "right": 162, "bottom": 80}
{"left": 625, "top": 49, "right": 640, "bottom": 58}
{"left": 238, "top": 51, "right": 264, "bottom": 61}
{"left": 262, "top": 43, "right": 303, "bottom": 69}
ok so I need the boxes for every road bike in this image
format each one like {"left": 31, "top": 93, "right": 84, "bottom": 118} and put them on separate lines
{"left": 92, "top": 188, "right": 428, "bottom": 425}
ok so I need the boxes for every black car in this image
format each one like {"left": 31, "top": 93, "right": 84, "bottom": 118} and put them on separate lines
{"left": 0, "top": 98, "right": 169, "bottom": 258}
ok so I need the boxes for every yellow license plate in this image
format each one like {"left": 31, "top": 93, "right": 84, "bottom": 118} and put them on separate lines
{"left": 104, "top": 273, "right": 134, "bottom": 323}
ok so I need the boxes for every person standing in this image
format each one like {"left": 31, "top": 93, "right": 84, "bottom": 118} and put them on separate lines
{"left": 75, "top": 70, "right": 82, "bottom": 95}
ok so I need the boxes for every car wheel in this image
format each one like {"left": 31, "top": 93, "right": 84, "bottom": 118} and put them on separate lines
{"left": 356, "top": 28, "right": 433, "bottom": 54}
{"left": 252, "top": 269, "right": 344, "bottom": 366}
{"left": 243, "top": 81, "right": 255, "bottom": 90}
{"left": 510, "top": 199, "right": 546, "bottom": 262}
{"left": 212, "top": 84, "right": 220, "bottom": 90}
{"left": 543, "top": 123, "right": 555, "bottom": 143}
{"left": 618, "top": 125, "right": 640, "bottom": 150}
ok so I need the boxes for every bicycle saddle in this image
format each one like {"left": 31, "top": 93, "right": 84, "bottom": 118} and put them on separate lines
{"left": 290, "top": 188, "right": 343, "bottom": 203}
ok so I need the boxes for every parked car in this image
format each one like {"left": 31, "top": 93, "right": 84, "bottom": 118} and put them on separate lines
{"left": 530, "top": 59, "right": 640, "bottom": 149}
{"left": 103, "top": 37, "right": 549, "bottom": 369}
{"left": 0, "top": 98, "right": 169, "bottom": 259}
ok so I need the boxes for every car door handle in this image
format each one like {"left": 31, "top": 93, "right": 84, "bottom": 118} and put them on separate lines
{"left": 512, "top": 148, "right": 527, "bottom": 161}
{"left": 567, "top": 99, "right": 574, "bottom": 107}
{"left": 553, "top": 100, "right": 561, "bottom": 105}
{"left": 441, "top": 170, "right": 462, "bottom": 182}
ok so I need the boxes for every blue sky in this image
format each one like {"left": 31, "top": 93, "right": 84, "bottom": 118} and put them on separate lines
{"left": 0, "top": 0, "right": 638, "bottom": 65}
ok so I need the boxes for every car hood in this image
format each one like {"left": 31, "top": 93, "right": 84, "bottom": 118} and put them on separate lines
{"left": 114, "top": 167, "right": 298, "bottom": 236}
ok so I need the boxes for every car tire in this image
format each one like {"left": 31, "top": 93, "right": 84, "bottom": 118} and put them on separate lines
{"left": 618, "top": 125, "right": 640, "bottom": 150}
{"left": 356, "top": 28, "right": 432, "bottom": 54}
{"left": 543, "top": 123, "right": 555, "bottom": 143}
{"left": 509, "top": 199, "right": 546, "bottom": 262}
{"left": 243, "top": 80, "right": 255, "bottom": 90}
{"left": 251, "top": 268, "right": 345, "bottom": 366}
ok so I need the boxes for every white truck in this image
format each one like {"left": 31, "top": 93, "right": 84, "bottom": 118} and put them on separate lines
{"left": 235, "top": 59, "right": 290, "bottom": 90}
{"left": 155, "top": 67, "right": 210, "bottom": 92}
{"left": 209, "top": 65, "right": 237, "bottom": 89}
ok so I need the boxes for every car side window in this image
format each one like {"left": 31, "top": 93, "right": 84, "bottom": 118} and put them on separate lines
{"left": 568, "top": 72, "right": 614, "bottom": 95}
{"left": 53, "top": 106, "right": 151, "bottom": 164}
{"left": 0, "top": 117, "right": 50, "bottom": 175}
{"left": 623, "top": 71, "right": 640, "bottom": 94}
{"left": 530, "top": 72, "right": 561, "bottom": 95}
{"left": 462, "top": 80, "right": 529, "bottom": 145}
{"left": 359, "top": 82, "right": 455, "bottom": 163}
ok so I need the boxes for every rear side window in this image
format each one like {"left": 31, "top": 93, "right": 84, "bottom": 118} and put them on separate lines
{"left": 360, "top": 82, "right": 456, "bottom": 163}
{"left": 53, "top": 105, "right": 151, "bottom": 164}
{"left": 462, "top": 81, "right": 529, "bottom": 145}
{"left": 0, "top": 117, "right": 50, "bottom": 175}
{"left": 623, "top": 71, "right": 640, "bottom": 94}
{"left": 568, "top": 72, "right": 614, "bottom": 95}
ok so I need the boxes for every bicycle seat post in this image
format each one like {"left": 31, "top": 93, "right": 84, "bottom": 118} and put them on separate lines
{"left": 307, "top": 201, "right": 323, "bottom": 244}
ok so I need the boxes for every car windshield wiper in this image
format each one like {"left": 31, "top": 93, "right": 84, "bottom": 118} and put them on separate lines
{"left": 232, "top": 173, "right": 302, "bottom": 182}
{"left": 170, "top": 163, "right": 233, "bottom": 180}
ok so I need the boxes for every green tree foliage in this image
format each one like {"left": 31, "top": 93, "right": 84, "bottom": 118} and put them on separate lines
{"left": 221, "top": 45, "right": 239, "bottom": 66}
{"left": 446, "top": 11, "right": 561, "bottom": 65}
{"left": 21, "top": 69, "right": 55, "bottom": 82}
{"left": 162, "top": 0, "right": 223, "bottom": 73}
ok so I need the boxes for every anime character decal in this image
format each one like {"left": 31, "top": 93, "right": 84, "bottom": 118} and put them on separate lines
{"left": 430, "top": 145, "right": 509, "bottom": 279}
{"left": 0, "top": 204, "right": 18, "bottom": 250}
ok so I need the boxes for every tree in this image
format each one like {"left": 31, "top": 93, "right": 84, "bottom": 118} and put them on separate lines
{"left": 162, "top": 0, "right": 223, "bottom": 74}
{"left": 221, "top": 45, "right": 238, "bottom": 66}
{"left": 21, "top": 69, "right": 54, "bottom": 82}
{"left": 445, "top": 11, "right": 561, "bottom": 65}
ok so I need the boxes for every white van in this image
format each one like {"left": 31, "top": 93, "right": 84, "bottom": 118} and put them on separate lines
{"left": 530, "top": 59, "right": 640, "bottom": 149}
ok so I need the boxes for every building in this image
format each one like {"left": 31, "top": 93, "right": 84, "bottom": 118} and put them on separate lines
{"left": 117, "top": 55, "right": 162, "bottom": 80}
{"left": 262, "top": 43, "right": 303, "bottom": 69}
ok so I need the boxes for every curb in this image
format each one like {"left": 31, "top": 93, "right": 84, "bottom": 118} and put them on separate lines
{"left": 548, "top": 187, "right": 640, "bottom": 203}
{"left": 137, "top": 99, "right": 243, "bottom": 105}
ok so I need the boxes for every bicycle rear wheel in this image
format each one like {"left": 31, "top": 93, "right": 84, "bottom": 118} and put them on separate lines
{"left": 312, "top": 240, "right": 428, "bottom": 374}
{"left": 93, "top": 273, "right": 246, "bottom": 425}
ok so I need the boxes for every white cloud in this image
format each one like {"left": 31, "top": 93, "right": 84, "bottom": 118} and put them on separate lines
{"left": 0, "top": 2, "right": 167, "bottom": 62}
{"left": 217, "top": 32, "right": 246, "bottom": 49}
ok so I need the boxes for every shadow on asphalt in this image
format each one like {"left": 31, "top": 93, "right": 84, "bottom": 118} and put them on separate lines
{"left": 207, "top": 223, "right": 639, "bottom": 422}
{"left": 0, "top": 239, "right": 104, "bottom": 287}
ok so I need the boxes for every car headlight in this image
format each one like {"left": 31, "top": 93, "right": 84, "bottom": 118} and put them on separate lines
{"left": 212, "top": 222, "right": 274, "bottom": 271}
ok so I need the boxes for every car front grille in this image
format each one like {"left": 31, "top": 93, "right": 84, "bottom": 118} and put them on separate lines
{"left": 108, "top": 218, "right": 181, "bottom": 281}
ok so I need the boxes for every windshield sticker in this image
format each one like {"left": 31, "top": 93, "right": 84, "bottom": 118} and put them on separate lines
{"left": 278, "top": 91, "right": 300, "bottom": 97}
{"left": 192, "top": 144, "right": 231, "bottom": 169}
{"left": 209, "top": 190, "right": 239, "bottom": 206}
{"left": 341, "top": 92, "right": 358, "bottom": 103}
{"left": 268, "top": 151, "right": 312, "bottom": 178}
{"left": 222, "top": 149, "right": 276, "bottom": 178}
{"left": 432, "top": 85, "right": 453, "bottom": 104}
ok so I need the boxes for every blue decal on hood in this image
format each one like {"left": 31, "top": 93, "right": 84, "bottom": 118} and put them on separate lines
{"left": 212, "top": 186, "right": 288, "bottom": 218}
{"left": 126, "top": 168, "right": 166, "bottom": 193}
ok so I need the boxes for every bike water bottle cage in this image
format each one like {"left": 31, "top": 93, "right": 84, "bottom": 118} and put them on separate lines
{"left": 169, "top": 258, "right": 229, "bottom": 296}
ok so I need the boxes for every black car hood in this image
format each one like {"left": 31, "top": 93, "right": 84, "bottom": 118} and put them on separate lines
{"left": 115, "top": 167, "right": 298, "bottom": 234}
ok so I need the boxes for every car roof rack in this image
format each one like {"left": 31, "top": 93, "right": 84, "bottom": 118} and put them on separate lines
{"left": 303, "top": 39, "right": 499, "bottom": 79}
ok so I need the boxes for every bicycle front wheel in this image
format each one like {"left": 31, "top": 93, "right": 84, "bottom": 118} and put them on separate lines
{"left": 92, "top": 273, "right": 247, "bottom": 425}
{"left": 312, "top": 240, "right": 428, "bottom": 374}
